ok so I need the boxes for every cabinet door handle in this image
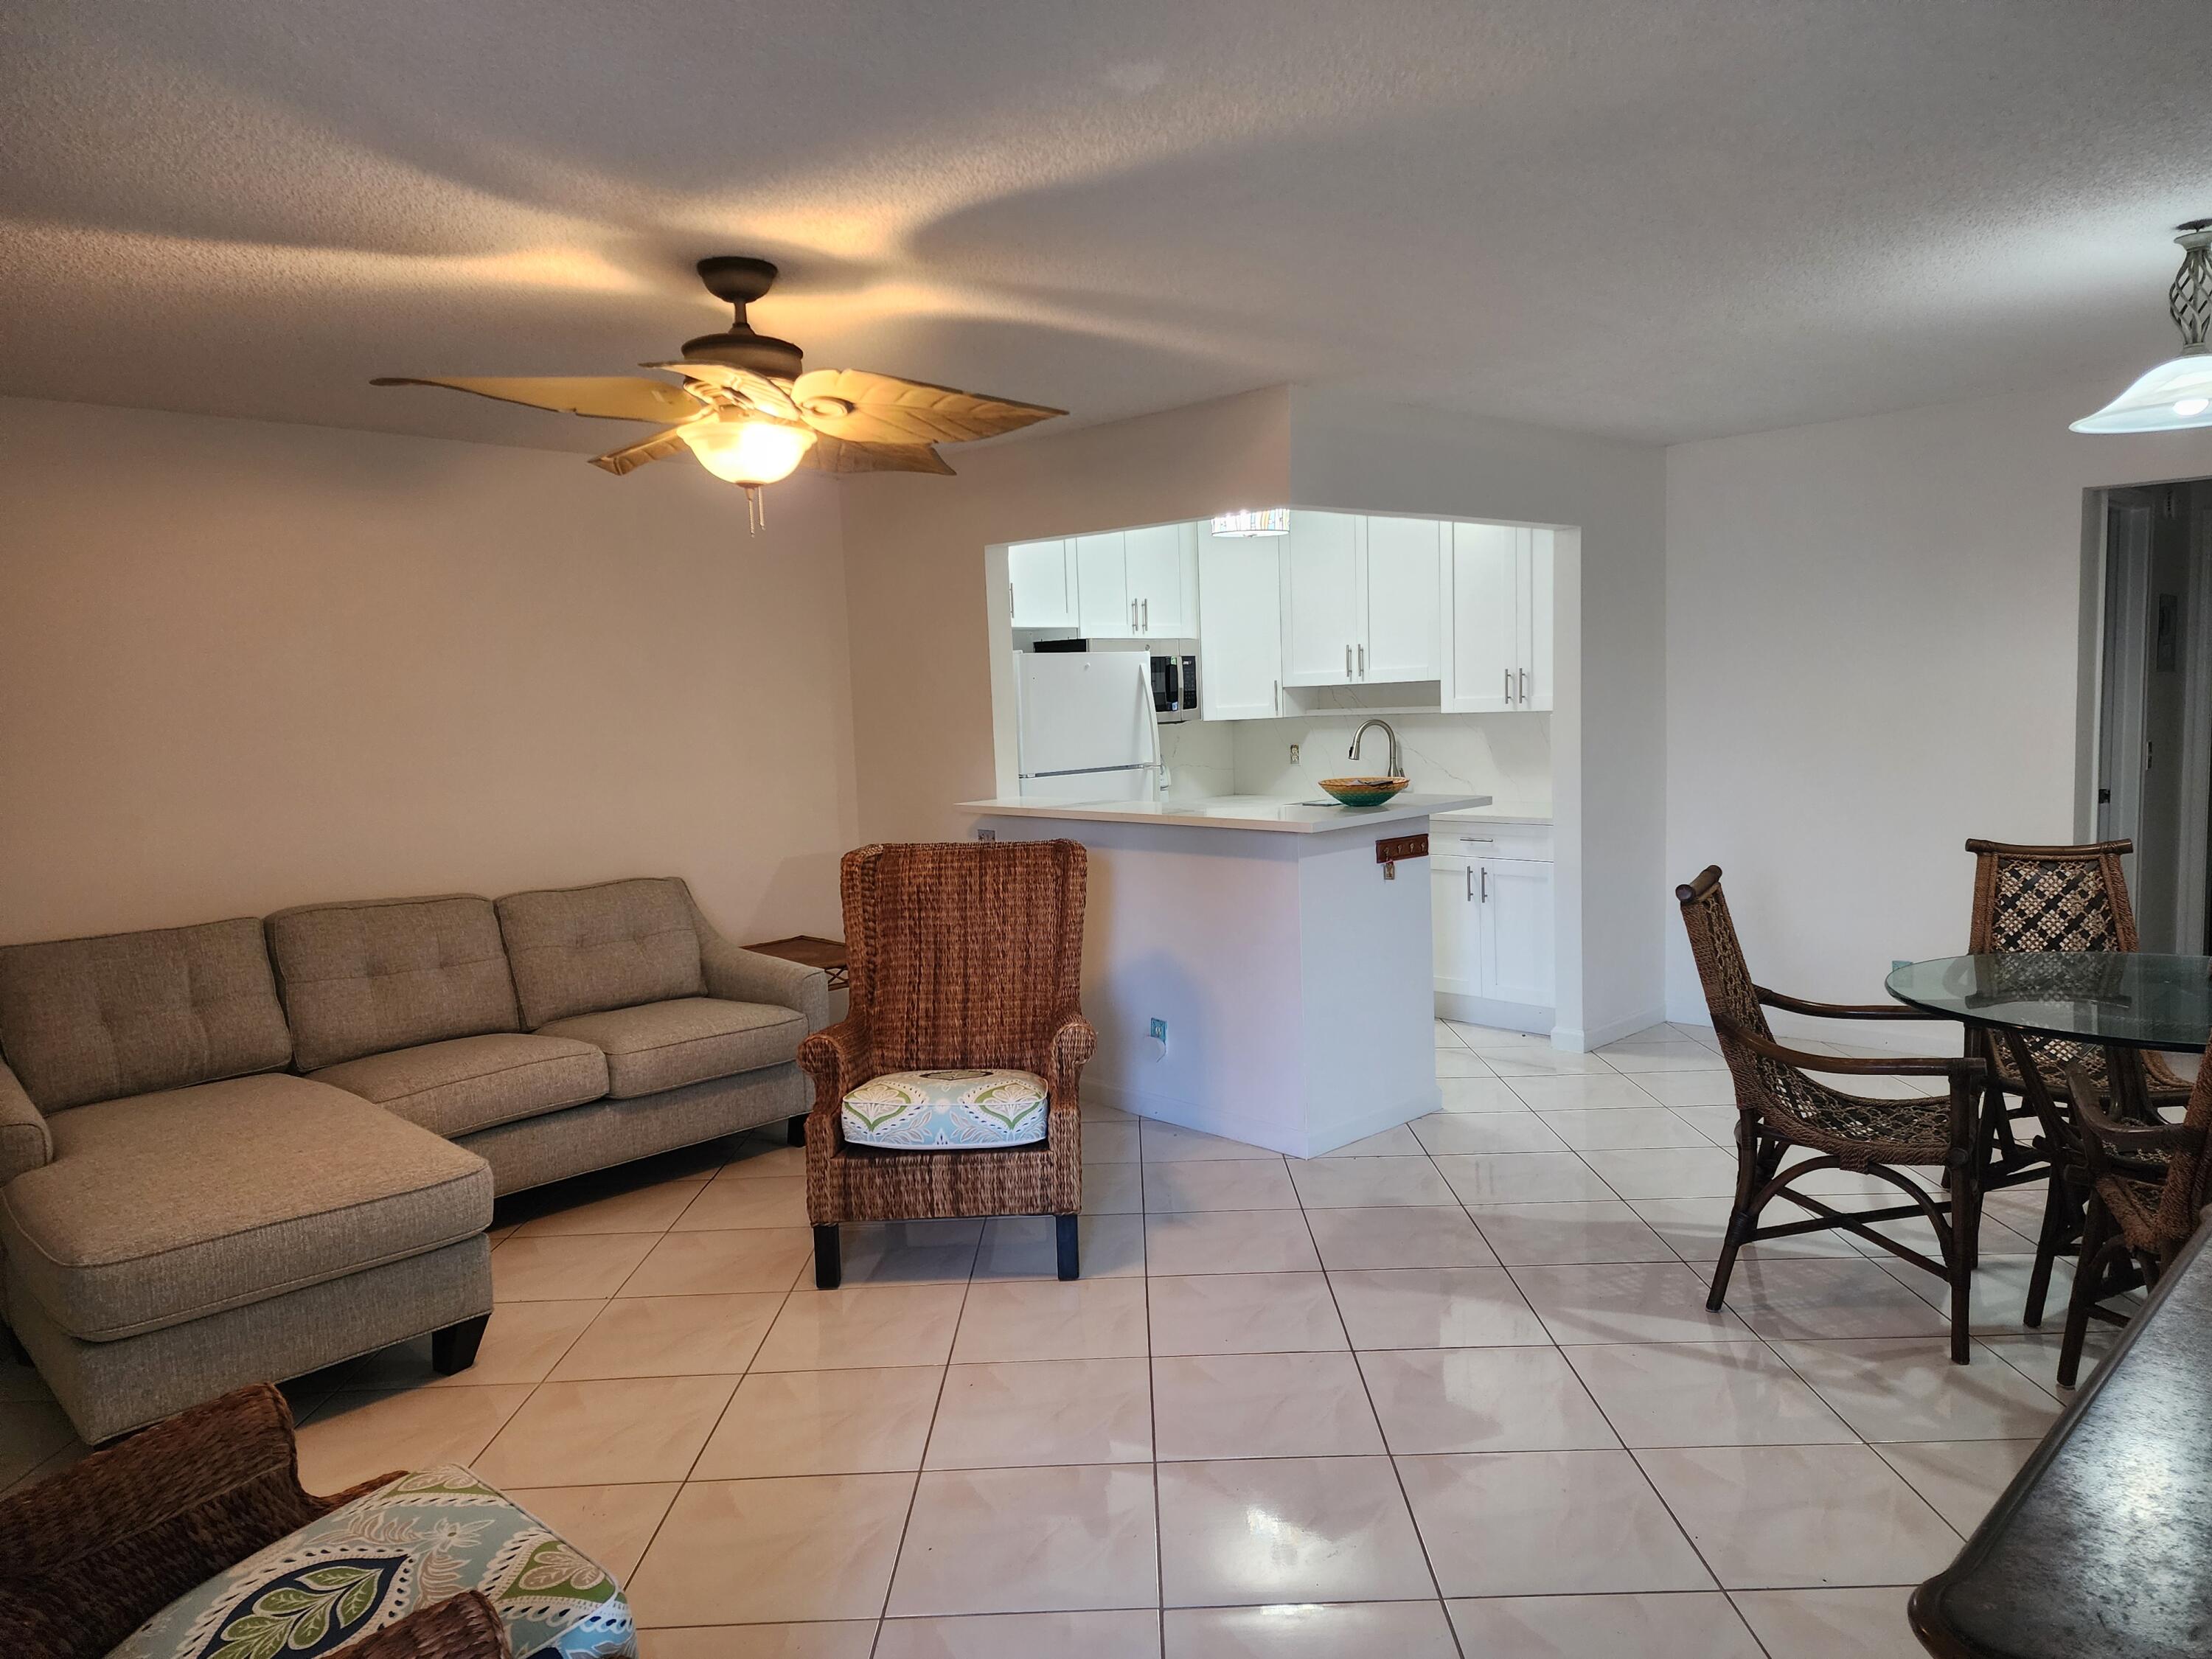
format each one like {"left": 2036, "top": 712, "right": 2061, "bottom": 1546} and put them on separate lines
{"left": 1503, "top": 668, "right": 1512, "bottom": 703}
{"left": 1142, "top": 598, "right": 1149, "bottom": 631}
{"left": 1519, "top": 667, "right": 1528, "bottom": 703}
{"left": 1357, "top": 643, "right": 1366, "bottom": 678}
{"left": 1480, "top": 867, "right": 1489, "bottom": 902}
{"left": 1130, "top": 599, "right": 1138, "bottom": 630}
{"left": 1466, "top": 866, "right": 1474, "bottom": 900}
{"left": 1346, "top": 644, "right": 1353, "bottom": 678}
{"left": 1272, "top": 678, "right": 1279, "bottom": 714}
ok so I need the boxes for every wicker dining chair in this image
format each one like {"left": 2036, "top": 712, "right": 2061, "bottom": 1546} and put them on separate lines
{"left": 0, "top": 1383, "right": 505, "bottom": 1659}
{"left": 798, "top": 840, "right": 1096, "bottom": 1288}
{"left": 2055, "top": 1048, "right": 2212, "bottom": 1386}
{"left": 1678, "top": 867, "right": 1986, "bottom": 1363}
{"left": 1964, "top": 837, "right": 2195, "bottom": 1326}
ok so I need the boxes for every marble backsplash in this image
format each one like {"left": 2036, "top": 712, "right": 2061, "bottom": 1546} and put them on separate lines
{"left": 1158, "top": 710, "right": 1551, "bottom": 815}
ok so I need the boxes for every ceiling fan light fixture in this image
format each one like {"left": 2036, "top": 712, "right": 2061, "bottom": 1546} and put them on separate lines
{"left": 2074, "top": 220, "right": 2212, "bottom": 434}
{"left": 679, "top": 412, "right": 817, "bottom": 486}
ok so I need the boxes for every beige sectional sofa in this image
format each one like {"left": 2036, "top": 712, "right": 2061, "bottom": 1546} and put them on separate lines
{"left": 0, "top": 877, "right": 827, "bottom": 1443}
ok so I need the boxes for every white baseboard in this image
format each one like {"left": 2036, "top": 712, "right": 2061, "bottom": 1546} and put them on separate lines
{"left": 1551, "top": 1005, "right": 1671, "bottom": 1053}
{"left": 1086, "top": 1077, "right": 1437, "bottom": 1158}
{"left": 1433, "top": 990, "right": 1552, "bottom": 1036}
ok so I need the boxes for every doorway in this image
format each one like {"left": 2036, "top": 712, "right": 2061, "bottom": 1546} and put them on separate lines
{"left": 2094, "top": 479, "right": 2212, "bottom": 951}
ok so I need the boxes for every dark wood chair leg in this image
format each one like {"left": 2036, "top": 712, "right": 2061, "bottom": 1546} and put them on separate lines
{"left": 2023, "top": 1169, "right": 2072, "bottom": 1329}
{"left": 787, "top": 1115, "right": 807, "bottom": 1147}
{"left": 814, "top": 1222, "right": 842, "bottom": 1289}
{"left": 431, "top": 1313, "right": 490, "bottom": 1375}
{"left": 1706, "top": 1122, "right": 1775, "bottom": 1311}
{"left": 2058, "top": 1199, "right": 2118, "bottom": 1389}
{"left": 1056, "top": 1212, "right": 1080, "bottom": 1281}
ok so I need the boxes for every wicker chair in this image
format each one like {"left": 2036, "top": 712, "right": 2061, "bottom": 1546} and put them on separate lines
{"left": 1964, "top": 837, "right": 2195, "bottom": 1326}
{"left": 798, "top": 840, "right": 1096, "bottom": 1288}
{"left": 0, "top": 1383, "right": 503, "bottom": 1659}
{"left": 2055, "top": 1048, "right": 2212, "bottom": 1386}
{"left": 1677, "top": 867, "right": 1986, "bottom": 1364}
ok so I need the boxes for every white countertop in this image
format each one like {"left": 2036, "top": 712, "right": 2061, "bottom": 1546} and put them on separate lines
{"left": 959, "top": 792, "right": 1491, "bottom": 835}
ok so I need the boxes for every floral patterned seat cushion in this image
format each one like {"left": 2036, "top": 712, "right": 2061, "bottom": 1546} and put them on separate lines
{"left": 108, "top": 1466, "right": 633, "bottom": 1659}
{"left": 842, "top": 1068, "right": 1049, "bottom": 1150}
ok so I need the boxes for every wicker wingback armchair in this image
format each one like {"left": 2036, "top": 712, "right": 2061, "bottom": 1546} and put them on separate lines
{"left": 1677, "top": 867, "right": 1986, "bottom": 1363}
{"left": 0, "top": 1383, "right": 505, "bottom": 1659}
{"left": 2055, "top": 1047, "right": 2212, "bottom": 1385}
{"left": 798, "top": 840, "right": 1096, "bottom": 1287}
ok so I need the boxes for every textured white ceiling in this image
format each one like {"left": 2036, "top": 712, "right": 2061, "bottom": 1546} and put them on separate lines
{"left": 4, "top": 1, "right": 2209, "bottom": 453}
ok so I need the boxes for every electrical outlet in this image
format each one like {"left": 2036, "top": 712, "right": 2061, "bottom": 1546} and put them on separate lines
{"left": 976, "top": 828, "right": 997, "bottom": 841}
{"left": 1149, "top": 1018, "right": 1168, "bottom": 1044}
{"left": 1290, "top": 743, "right": 1301, "bottom": 764}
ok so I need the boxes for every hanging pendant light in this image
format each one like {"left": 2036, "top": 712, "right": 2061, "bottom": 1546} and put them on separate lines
{"left": 2073, "top": 220, "right": 2212, "bottom": 434}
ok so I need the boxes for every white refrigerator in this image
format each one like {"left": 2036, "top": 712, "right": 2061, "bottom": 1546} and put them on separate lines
{"left": 1015, "top": 652, "right": 1162, "bottom": 800}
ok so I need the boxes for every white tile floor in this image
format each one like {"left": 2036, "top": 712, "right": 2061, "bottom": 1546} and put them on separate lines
{"left": 0, "top": 1020, "right": 2126, "bottom": 1658}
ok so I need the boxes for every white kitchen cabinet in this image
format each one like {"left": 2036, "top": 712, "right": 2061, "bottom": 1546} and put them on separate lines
{"left": 1431, "top": 821, "right": 1554, "bottom": 1032}
{"left": 1197, "top": 524, "right": 1284, "bottom": 720}
{"left": 1280, "top": 510, "right": 1363, "bottom": 684}
{"left": 1363, "top": 515, "right": 1443, "bottom": 681}
{"left": 1444, "top": 523, "right": 1553, "bottom": 712}
{"left": 1008, "top": 538, "right": 1077, "bottom": 629}
{"left": 1280, "top": 510, "right": 1444, "bottom": 686}
{"left": 1074, "top": 524, "right": 1192, "bottom": 639}
{"left": 1124, "top": 522, "right": 1190, "bottom": 637}
{"left": 1074, "top": 532, "right": 1131, "bottom": 636}
{"left": 1477, "top": 858, "right": 1555, "bottom": 1011}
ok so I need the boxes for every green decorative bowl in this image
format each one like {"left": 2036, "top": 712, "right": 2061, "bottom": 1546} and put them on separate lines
{"left": 1319, "top": 776, "right": 1410, "bottom": 807}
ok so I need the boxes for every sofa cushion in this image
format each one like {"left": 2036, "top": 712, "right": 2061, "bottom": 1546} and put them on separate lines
{"left": 0, "top": 1074, "right": 490, "bottom": 1342}
{"left": 111, "top": 1464, "right": 632, "bottom": 1659}
{"left": 0, "top": 918, "right": 291, "bottom": 1113}
{"left": 539, "top": 997, "right": 805, "bottom": 1099}
{"left": 312, "top": 1033, "right": 610, "bottom": 1138}
{"left": 267, "top": 894, "right": 523, "bottom": 1071}
{"left": 497, "top": 877, "right": 706, "bottom": 1028}
{"left": 842, "top": 1068, "right": 1049, "bottom": 1150}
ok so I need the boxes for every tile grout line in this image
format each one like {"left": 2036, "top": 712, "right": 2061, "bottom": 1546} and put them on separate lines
{"left": 1326, "top": 1116, "right": 1470, "bottom": 1657}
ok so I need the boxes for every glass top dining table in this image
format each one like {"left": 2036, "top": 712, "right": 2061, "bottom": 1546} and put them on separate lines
{"left": 1885, "top": 951, "right": 2212, "bottom": 1054}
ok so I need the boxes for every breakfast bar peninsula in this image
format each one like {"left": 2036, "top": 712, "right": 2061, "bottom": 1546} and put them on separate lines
{"left": 959, "top": 792, "right": 1487, "bottom": 1155}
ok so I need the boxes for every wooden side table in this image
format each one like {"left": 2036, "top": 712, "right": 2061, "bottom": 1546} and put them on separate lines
{"left": 741, "top": 933, "right": 849, "bottom": 991}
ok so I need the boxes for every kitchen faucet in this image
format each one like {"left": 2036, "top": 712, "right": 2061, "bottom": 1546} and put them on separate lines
{"left": 1349, "top": 718, "right": 1402, "bottom": 779}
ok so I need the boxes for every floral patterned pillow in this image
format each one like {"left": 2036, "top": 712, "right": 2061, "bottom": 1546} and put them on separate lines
{"left": 842, "top": 1068, "right": 1049, "bottom": 1149}
{"left": 109, "top": 1466, "right": 633, "bottom": 1659}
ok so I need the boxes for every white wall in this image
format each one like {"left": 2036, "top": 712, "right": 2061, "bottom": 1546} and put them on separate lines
{"left": 0, "top": 397, "right": 860, "bottom": 944}
{"left": 1288, "top": 392, "right": 1669, "bottom": 1047}
{"left": 1665, "top": 373, "right": 2212, "bottom": 1040}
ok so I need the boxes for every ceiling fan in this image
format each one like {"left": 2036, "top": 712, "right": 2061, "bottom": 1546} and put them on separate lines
{"left": 375, "top": 255, "right": 1066, "bottom": 524}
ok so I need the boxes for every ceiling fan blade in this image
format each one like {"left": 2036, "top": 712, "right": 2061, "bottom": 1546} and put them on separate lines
{"left": 371, "top": 375, "right": 703, "bottom": 423}
{"left": 801, "top": 435, "right": 957, "bottom": 476}
{"left": 588, "top": 424, "right": 696, "bottom": 476}
{"left": 790, "top": 369, "right": 1065, "bottom": 446}
{"left": 641, "top": 361, "right": 800, "bottom": 421}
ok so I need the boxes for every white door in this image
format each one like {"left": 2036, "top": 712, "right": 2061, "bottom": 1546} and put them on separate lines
{"left": 1007, "top": 539, "right": 1076, "bottom": 629}
{"left": 1124, "top": 524, "right": 1186, "bottom": 636}
{"left": 1363, "top": 515, "right": 1443, "bottom": 682}
{"left": 1431, "top": 860, "right": 1482, "bottom": 998}
{"left": 1280, "top": 510, "right": 1363, "bottom": 684}
{"left": 1074, "top": 532, "right": 1133, "bottom": 637}
{"left": 1478, "top": 858, "right": 1555, "bottom": 1009}
{"left": 1197, "top": 525, "right": 1285, "bottom": 720}
{"left": 1520, "top": 529, "right": 1555, "bottom": 712}
{"left": 1444, "top": 522, "right": 1518, "bottom": 712}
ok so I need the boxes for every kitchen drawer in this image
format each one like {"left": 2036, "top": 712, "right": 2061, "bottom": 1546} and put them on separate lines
{"left": 1441, "top": 821, "right": 1553, "bottom": 863}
